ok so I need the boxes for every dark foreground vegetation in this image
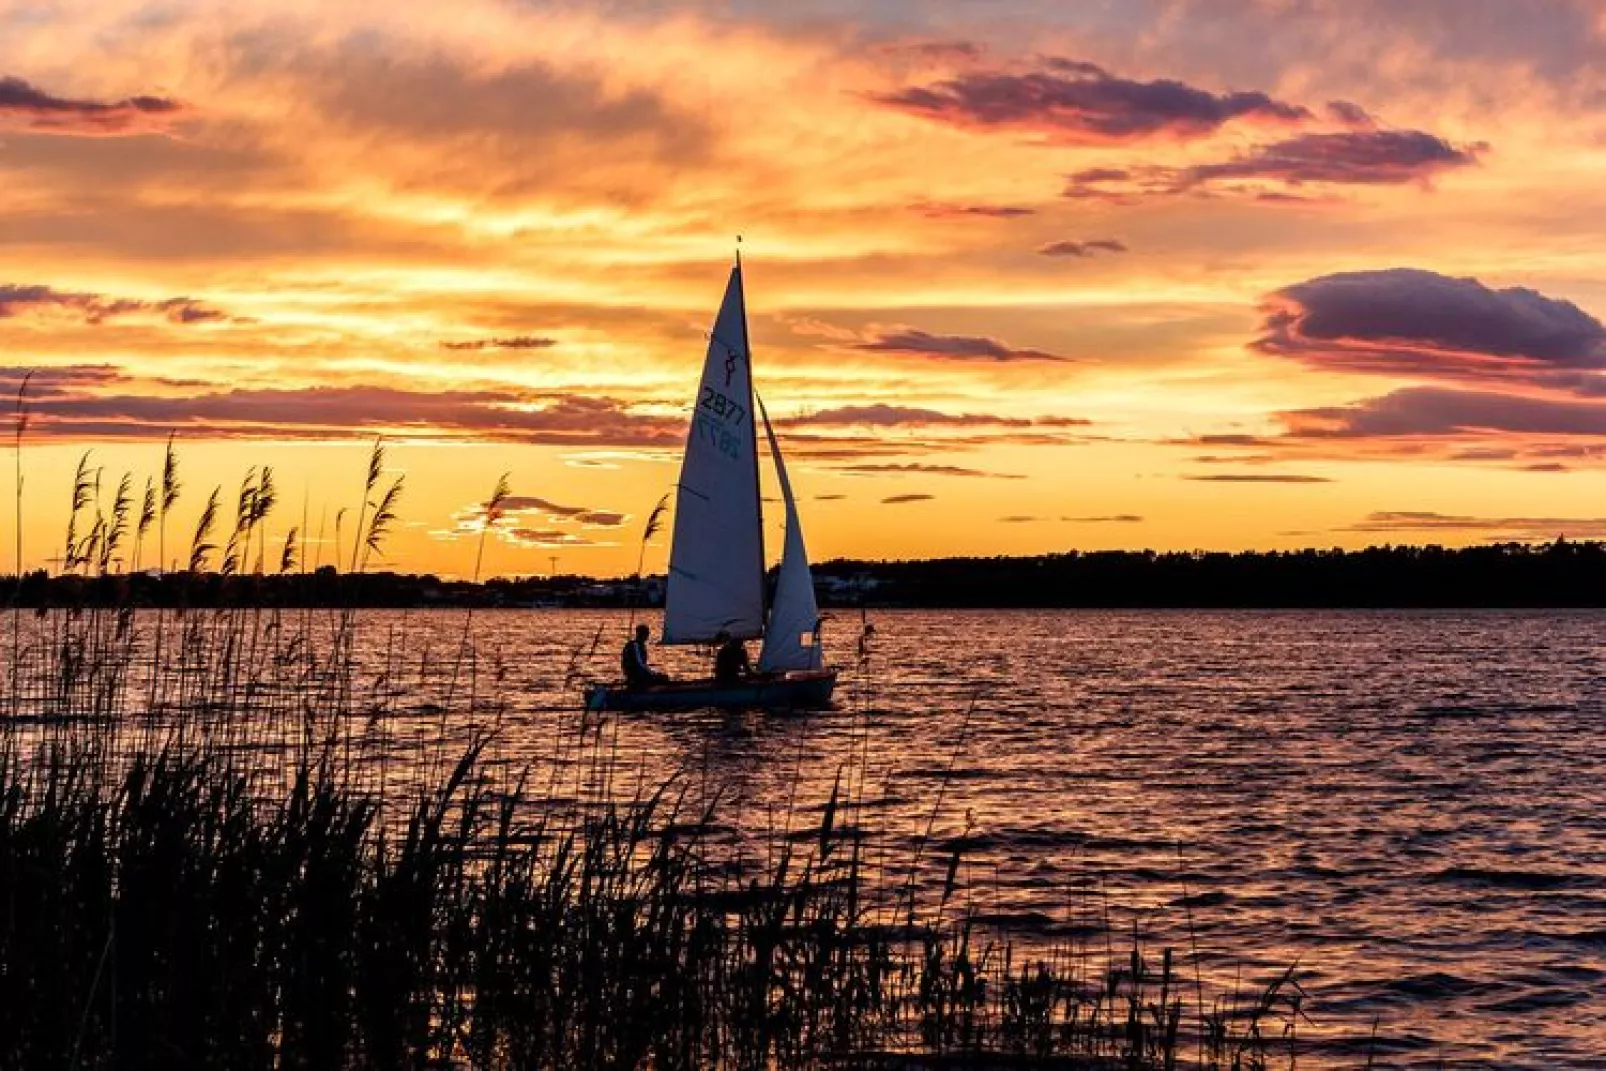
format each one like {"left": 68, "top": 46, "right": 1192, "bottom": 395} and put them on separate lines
{"left": 0, "top": 436, "right": 1306, "bottom": 1067}
{"left": 1, "top": 719, "right": 1304, "bottom": 1069}
{"left": 0, "top": 616, "right": 1305, "bottom": 1069}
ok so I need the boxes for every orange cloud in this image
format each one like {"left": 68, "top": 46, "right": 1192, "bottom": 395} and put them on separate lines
{"left": 1037, "top": 238, "right": 1126, "bottom": 258}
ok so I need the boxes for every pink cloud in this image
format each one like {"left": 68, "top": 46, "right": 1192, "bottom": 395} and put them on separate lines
{"left": 875, "top": 58, "right": 1308, "bottom": 145}
{"left": 0, "top": 75, "right": 184, "bottom": 136}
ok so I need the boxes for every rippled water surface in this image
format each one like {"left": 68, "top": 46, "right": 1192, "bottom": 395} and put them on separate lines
{"left": 438, "top": 607, "right": 1604, "bottom": 1068}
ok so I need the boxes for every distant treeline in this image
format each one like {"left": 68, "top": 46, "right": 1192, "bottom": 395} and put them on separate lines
{"left": 10, "top": 541, "right": 1606, "bottom": 608}
{"left": 814, "top": 540, "right": 1606, "bottom": 608}
{"left": 0, "top": 567, "right": 576, "bottom": 610}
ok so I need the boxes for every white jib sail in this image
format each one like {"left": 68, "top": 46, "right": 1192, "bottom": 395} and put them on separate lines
{"left": 757, "top": 396, "right": 824, "bottom": 672}
{"left": 662, "top": 264, "right": 766, "bottom": 644}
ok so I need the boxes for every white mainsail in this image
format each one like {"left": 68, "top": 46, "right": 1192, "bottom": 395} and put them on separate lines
{"left": 661, "top": 264, "right": 767, "bottom": 644}
{"left": 757, "top": 396, "right": 824, "bottom": 673}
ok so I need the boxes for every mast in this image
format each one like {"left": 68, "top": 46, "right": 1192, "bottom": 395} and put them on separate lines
{"left": 734, "top": 249, "right": 767, "bottom": 619}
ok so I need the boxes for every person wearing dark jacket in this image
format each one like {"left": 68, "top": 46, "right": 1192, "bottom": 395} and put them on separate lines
{"left": 622, "top": 623, "right": 670, "bottom": 687}
{"left": 713, "top": 630, "right": 751, "bottom": 685}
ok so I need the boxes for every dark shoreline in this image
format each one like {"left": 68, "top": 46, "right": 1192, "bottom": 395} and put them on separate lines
{"left": 10, "top": 538, "right": 1606, "bottom": 610}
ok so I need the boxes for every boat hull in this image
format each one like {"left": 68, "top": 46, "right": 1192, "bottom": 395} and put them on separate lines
{"left": 584, "top": 669, "right": 837, "bottom": 712}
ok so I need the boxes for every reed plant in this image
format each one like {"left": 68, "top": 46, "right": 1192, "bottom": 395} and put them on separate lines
{"left": 0, "top": 439, "right": 1305, "bottom": 1070}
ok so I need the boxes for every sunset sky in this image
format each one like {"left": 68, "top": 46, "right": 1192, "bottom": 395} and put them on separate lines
{"left": 6, "top": 0, "right": 1606, "bottom": 577}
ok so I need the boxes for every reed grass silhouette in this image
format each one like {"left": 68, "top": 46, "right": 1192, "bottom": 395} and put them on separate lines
{"left": 0, "top": 437, "right": 1306, "bottom": 1069}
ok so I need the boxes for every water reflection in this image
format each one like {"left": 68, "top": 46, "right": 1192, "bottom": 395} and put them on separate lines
{"left": 489, "top": 607, "right": 1606, "bottom": 1069}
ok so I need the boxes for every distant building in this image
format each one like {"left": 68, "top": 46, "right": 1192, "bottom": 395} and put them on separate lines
{"left": 817, "top": 572, "right": 882, "bottom": 604}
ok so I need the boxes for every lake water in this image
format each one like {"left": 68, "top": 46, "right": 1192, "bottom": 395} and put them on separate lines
{"left": 457, "top": 607, "right": 1603, "bottom": 1069}
{"left": 10, "top": 605, "right": 1600, "bottom": 1067}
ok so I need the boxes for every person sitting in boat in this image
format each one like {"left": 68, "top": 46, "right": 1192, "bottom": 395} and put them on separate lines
{"left": 622, "top": 623, "right": 670, "bottom": 688}
{"left": 713, "top": 630, "right": 751, "bottom": 685}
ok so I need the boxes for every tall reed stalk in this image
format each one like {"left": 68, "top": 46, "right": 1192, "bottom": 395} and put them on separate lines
{"left": 627, "top": 491, "right": 670, "bottom": 634}
{"left": 9, "top": 374, "right": 28, "bottom": 718}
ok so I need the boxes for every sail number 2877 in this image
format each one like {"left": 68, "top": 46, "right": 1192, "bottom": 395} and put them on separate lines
{"left": 697, "top": 387, "right": 746, "bottom": 461}
{"left": 700, "top": 387, "right": 746, "bottom": 427}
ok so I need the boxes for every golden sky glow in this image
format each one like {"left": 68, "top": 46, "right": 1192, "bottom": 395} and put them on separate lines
{"left": 7, "top": 0, "right": 1606, "bottom": 576}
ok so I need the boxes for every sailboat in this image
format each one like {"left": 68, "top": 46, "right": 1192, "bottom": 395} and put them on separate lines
{"left": 583, "top": 258, "right": 838, "bottom": 712}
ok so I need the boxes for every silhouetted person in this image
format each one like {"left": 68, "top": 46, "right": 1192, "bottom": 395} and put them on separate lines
{"left": 713, "top": 630, "right": 751, "bottom": 685}
{"left": 622, "top": 623, "right": 669, "bottom": 687}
